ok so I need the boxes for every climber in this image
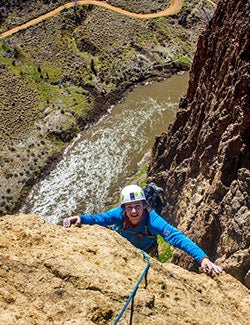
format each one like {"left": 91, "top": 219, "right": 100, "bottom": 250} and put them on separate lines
{"left": 63, "top": 184, "right": 222, "bottom": 275}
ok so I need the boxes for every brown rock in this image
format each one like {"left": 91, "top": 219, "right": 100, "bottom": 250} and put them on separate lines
{"left": 245, "top": 270, "right": 250, "bottom": 289}
{"left": 148, "top": 0, "right": 250, "bottom": 286}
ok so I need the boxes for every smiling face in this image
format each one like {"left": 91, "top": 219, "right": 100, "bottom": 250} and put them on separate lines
{"left": 124, "top": 200, "right": 145, "bottom": 225}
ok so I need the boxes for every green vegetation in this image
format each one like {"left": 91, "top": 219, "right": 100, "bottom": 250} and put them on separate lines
{"left": 155, "top": 18, "right": 172, "bottom": 41}
{"left": 1, "top": 41, "right": 11, "bottom": 52}
{"left": 67, "top": 36, "right": 92, "bottom": 61}
{"left": 128, "top": 163, "right": 148, "bottom": 188}
{"left": 173, "top": 55, "right": 192, "bottom": 64}
{"left": 157, "top": 235, "right": 173, "bottom": 263}
{"left": 0, "top": 40, "right": 90, "bottom": 119}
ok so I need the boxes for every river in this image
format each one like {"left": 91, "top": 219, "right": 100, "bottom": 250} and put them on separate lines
{"left": 20, "top": 72, "right": 189, "bottom": 223}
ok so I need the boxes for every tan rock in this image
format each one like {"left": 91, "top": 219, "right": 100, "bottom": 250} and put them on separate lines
{"left": 0, "top": 214, "right": 249, "bottom": 324}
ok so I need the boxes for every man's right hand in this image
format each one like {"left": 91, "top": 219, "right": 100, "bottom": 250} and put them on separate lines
{"left": 200, "top": 257, "right": 222, "bottom": 275}
{"left": 63, "top": 215, "right": 81, "bottom": 228}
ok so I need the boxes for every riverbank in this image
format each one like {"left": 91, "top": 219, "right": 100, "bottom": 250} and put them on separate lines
{"left": 0, "top": 0, "right": 215, "bottom": 215}
{"left": 20, "top": 71, "right": 189, "bottom": 223}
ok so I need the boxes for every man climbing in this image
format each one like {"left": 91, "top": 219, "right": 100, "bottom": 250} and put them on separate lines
{"left": 63, "top": 184, "right": 222, "bottom": 275}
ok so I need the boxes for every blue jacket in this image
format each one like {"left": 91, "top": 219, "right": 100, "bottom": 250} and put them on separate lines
{"left": 80, "top": 206, "right": 207, "bottom": 263}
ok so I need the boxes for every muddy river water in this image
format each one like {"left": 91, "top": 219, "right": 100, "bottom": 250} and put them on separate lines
{"left": 21, "top": 72, "right": 189, "bottom": 223}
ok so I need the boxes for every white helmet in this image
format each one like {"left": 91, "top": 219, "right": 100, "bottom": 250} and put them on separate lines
{"left": 120, "top": 184, "right": 146, "bottom": 205}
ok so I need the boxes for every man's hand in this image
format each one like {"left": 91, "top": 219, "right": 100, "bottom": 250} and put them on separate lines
{"left": 200, "top": 257, "right": 222, "bottom": 275}
{"left": 63, "top": 215, "right": 81, "bottom": 228}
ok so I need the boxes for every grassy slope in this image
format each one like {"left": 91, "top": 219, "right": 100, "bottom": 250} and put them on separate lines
{"left": 0, "top": 0, "right": 214, "bottom": 214}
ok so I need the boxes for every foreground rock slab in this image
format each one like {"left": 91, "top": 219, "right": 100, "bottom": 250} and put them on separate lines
{"left": 0, "top": 215, "right": 249, "bottom": 324}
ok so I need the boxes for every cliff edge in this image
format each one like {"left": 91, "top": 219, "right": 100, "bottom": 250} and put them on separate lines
{"left": 0, "top": 214, "right": 249, "bottom": 324}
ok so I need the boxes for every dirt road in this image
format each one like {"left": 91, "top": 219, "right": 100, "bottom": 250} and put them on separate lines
{"left": 0, "top": 0, "right": 184, "bottom": 40}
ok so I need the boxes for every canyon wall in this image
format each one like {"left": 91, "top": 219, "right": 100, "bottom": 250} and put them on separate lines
{"left": 148, "top": 0, "right": 250, "bottom": 286}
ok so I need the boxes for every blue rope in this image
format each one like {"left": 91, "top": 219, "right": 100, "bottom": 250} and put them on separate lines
{"left": 114, "top": 250, "right": 150, "bottom": 324}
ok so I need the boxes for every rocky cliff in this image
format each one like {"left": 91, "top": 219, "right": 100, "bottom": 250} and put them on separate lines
{"left": 148, "top": 0, "right": 250, "bottom": 286}
{"left": 0, "top": 215, "right": 249, "bottom": 324}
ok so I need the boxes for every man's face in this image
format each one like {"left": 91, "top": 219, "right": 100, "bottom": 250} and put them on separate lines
{"left": 124, "top": 200, "right": 144, "bottom": 225}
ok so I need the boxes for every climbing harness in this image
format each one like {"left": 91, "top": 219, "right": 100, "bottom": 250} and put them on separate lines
{"left": 120, "top": 223, "right": 157, "bottom": 241}
{"left": 114, "top": 250, "right": 150, "bottom": 324}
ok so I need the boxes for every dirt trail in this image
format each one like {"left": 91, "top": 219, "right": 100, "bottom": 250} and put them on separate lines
{"left": 0, "top": 0, "right": 184, "bottom": 40}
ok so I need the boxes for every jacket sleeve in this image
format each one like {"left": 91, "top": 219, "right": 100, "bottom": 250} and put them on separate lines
{"left": 148, "top": 210, "right": 208, "bottom": 263}
{"left": 80, "top": 206, "right": 123, "bottom": 227}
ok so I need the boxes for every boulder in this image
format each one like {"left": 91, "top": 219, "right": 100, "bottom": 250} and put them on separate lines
{"left": 0, "top": 214, "right": 249, "bottom": 324}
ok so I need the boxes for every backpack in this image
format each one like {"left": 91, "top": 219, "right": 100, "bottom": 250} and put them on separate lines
{"left": 143, "top": 182, "right": 168, "bottom": 216}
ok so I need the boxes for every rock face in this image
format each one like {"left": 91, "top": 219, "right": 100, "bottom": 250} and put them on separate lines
{"left": 148, "top": 0, "right": 250, "bottom": 286}
{"left": 0, "top": 215, "right": 250, "bottom": 324}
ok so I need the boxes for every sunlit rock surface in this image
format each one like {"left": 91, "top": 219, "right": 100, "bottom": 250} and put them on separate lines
{"left": 0, "top": 215, "right": 249, "bottom": 324}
